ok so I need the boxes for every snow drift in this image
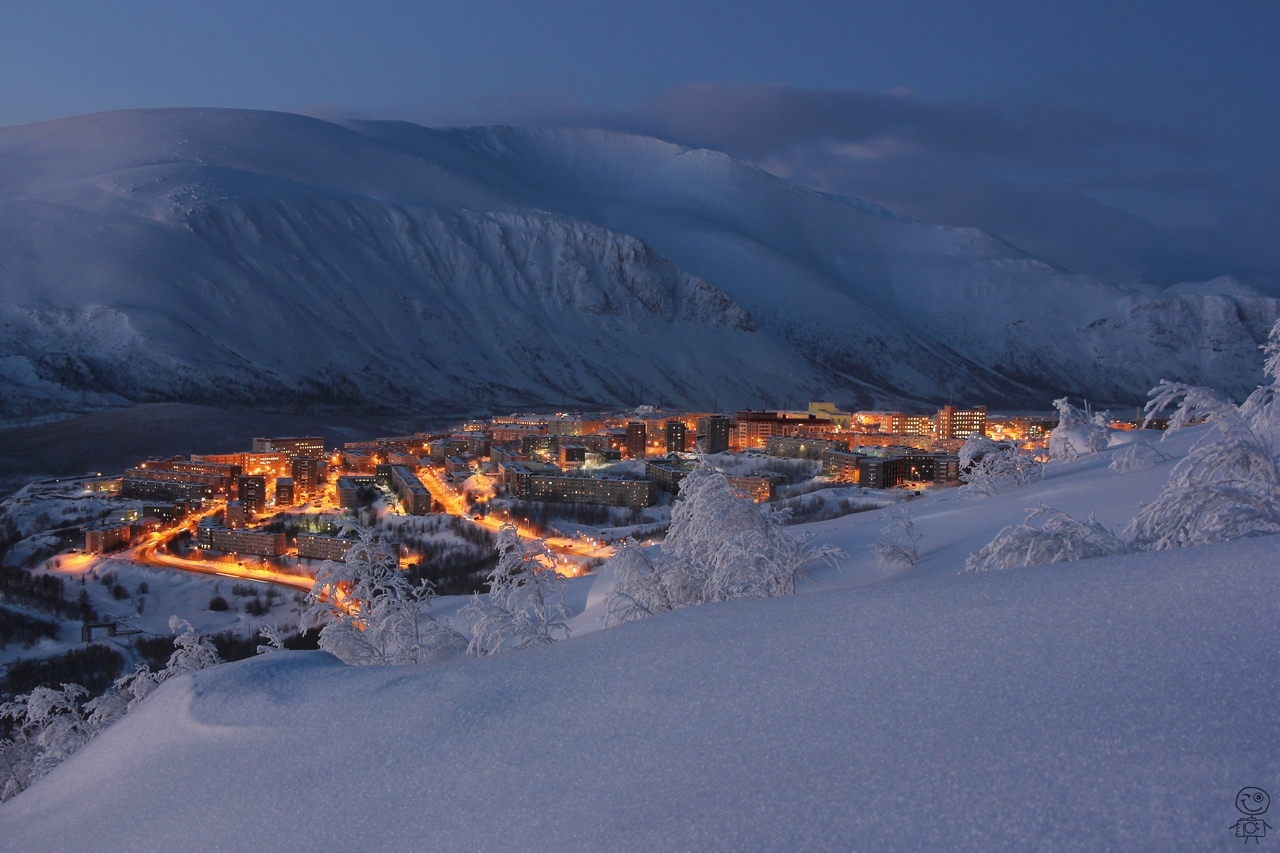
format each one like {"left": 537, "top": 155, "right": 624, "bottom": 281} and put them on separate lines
{"left": 3, "top": 541, "right": 1276, "bottom": 850}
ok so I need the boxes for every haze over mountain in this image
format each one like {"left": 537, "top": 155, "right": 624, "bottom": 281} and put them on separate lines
{"left": 1, "top": 108, "right": 1276, "bottom": 421}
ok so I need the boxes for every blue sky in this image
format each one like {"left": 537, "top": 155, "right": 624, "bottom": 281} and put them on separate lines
{"left": 2, "top": 0, "right": 1277, "bottom": 289}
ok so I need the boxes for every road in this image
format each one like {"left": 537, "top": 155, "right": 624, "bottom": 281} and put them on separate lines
{"left": 416, "top": 466, "right": 615, "bottom": 568}
{"left": 123, "top": 532, "right": 314, "bottom": 592}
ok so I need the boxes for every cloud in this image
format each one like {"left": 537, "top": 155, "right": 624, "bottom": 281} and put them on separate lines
{"left": 583, "top": 83, "right": 1274, "bottom": 292}
{"left": 340, "top": 82, "right": 1279, "bottom": 292}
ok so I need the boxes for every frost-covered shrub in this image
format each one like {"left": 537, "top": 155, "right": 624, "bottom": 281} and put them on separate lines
{"left": 0, "top": 616, "right": 224, "bottom": 802}
{"left": 966, "top": 504, "right": 1131, "bottom": 572}
{"left": 958, "top": 435, "right": 1043, "bottom": 498}
{"left": 1048, "top": 398, "right": 1111, "bottom": 461}
{"left": 603, "top": 467, "right": 839, "bottom": 626}
{"left": 460, "top": 524, "right": 569, "bottom": 656}
{"left": 1109, "top": 439, "right": 1172, "bottom": 473}
{"left": 303, "top": 521, "right": 465, "bottom": 666}
{"left": 872, "top": 504, "right": 921, "bottom": 568}
{"left": 1125, "top": 322, "right": 1280, "bottom": 549}
{"left": 601, "top": 538, "right": 671, "bottom": 627}
{"left": 0, "top": 684, "right": 93, "bottom": 801}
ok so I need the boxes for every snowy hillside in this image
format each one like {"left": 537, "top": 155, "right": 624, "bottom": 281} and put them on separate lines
{"left": 4, "top": 427, "right": 1278, "bottom": 849}
{"left": 1, "top": 108, "right": 1277, "bottom": 420}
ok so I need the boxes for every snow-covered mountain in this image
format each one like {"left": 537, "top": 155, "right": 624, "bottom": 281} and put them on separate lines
{"left": 1, "top": 108, "right": 1276, "bottom": 419}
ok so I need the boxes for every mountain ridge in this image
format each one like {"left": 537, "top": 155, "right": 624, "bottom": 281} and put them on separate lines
{"left": 0, "top": 108, "right": 1274, "bottom": 421}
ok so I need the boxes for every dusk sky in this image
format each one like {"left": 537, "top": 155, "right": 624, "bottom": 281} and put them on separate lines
{"left": 2, "top": 0, "right": 1277, "bottom": 290}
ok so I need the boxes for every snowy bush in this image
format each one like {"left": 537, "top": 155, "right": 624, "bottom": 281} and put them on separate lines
{"left": 1048, "top": 398, "right": 1111, "bottom": 461}
{"left": 461, "top": 524, "right": 570, "bottom": 656}
{"left": 0, "top": 617, "right": 229, "bottom": 800}
{"left": 303, "top": 521, "right": 465, "bottom": 665}
{"left": 1109, "top": 440, "right": 1171, "bottom": 474}
{"left": 1125, "top": 321, "right": 1280, "bottom": 549}
{"left": 0, "top": 685, "right": 93, "bottom": 802}
{"left": 601, "top": 538, "right": 670, "bottom": 627}
{"left": 958, "top": 434, "right": 1043, "bottom": 498}
{"left": 872, "top": 504, "right": 921, "bottom": 568}
{"left": 603, "top": 467, "right": 839, "bottom": 626}
{"left": 966, "top": 504, "right": 1131, "bottom": 572}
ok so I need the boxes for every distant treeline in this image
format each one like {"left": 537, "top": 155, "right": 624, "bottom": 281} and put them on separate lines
{"left": 2, "top": 645, "right": 123, "bottom": 704}
{"left": 0, "top": 606, "right": 60, "bottom": 650}
{"left": 0, "top": 565, "right": 97, "bottom": 622}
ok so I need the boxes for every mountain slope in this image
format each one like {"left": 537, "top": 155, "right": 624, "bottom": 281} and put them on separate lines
{"left": 1, "top": 108, "right": 1276, "bottom": 419}
{"left": 4, "top": 426, "right": 1279, "bottom": 848}
{"left": 5, "top": 538, "right": 1276, "bottom": 849}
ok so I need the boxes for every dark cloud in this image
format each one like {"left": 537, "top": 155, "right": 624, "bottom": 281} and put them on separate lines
{"left": 612, "top": 82, "right": 1204, "bottom": 168}
{"left": 564, "top": 83, "right": 1276, "bottom": 293}
{"left": 333, "top": 82, "right": 1279, "bottom": 293}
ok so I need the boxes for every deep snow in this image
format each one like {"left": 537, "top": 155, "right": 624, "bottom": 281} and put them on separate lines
{"left": 3, "top": 426, "right": 1277, "bottom": 850}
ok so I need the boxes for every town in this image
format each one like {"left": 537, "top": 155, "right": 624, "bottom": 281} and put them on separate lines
{"left": 57, "top": 401, "right": 1101, "bottom": 587}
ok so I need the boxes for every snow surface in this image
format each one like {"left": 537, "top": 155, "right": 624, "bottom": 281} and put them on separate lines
{"left": 2, "top": 108, "right": 1277, "bottom": 419}
{"left": 3, "top": 426, "right": 1278, "bottom": 849}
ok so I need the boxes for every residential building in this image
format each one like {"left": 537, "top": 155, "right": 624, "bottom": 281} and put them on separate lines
{"left": 224, "top": 500, "right": 246, "bottom": 529}
{"left": 237, "top": 475, "right": 267, "bottom": 514}
{"left": 664, "top": 419, "right": 687, "bottom": 453}
{"left": 626, "top": 421, "right": 647, "bottom": 459}
{"left": 731, "top": 410, "right": 835, "bottom": 451}
{"left": 336, "top": 476, "right": 377, "bottom": 509}
{"left": 558, "top": 444, "right": 586, "bottom": 470}
{"left": 697, "top": 415, "right": 731, "bottom": 454}
{"left": 85, "top": 523, "right": 132, "bottom": 554}
{"left": 822, "top": 449, "right": 960, "bottom": 489}
{"left": 297, "top": 533, "right": 355, "bottom": 562}
{"left": 934, "top": 405, "right": 987, "bottom": 441}
{"left": 252, "top": 436, "right": 324, "bottom": 461}
{"left": 203, "top": 527, "right": 287, "bottom": 558}
{"left": 764, "top": 435, "right": 849, "bottom": 459}
{"left": 525, "top": 474, "right": 655, "bottom": 507}
{"left": 291, "top": 456, "right": 320, "bottom": 498}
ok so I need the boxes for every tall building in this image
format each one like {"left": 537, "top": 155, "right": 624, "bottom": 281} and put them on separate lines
{"left": 274, "top": 477, "right": 295, "bottom": 506}
{"left": 237, "top": 475, "right": 267, "bottom": 514}
{"left": 291, "top": 456, "right": 319, "bottom": 498}
{"left": 934, "top": 405, "right": 987, "bottom": 441}
{"left": 626, "top": 420, "right": 647, "bottom": 459}
{"left": 697, "top": 415, "right": 731, "bottom": 454}
{"left": 664, "top": 419, "right": 687, "bottom": 453}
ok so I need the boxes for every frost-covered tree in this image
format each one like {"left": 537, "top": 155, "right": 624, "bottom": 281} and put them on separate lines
{"left": 303, "top": 521, "right": 464, "bottom": 665}
{"left": 1109, "top": 439, "right": 1172, "bottom": 474}
{"left": 872, "top": 504, "right": 921, "bottom": 568}
{"left": 1125, "top": 320, "right": 1280, "bottom": 549}
{"left": 603, "top": 466, "right": 839, "bottom": 625}
{"left": 966, "top": 504, "right": 1131, "bottom": 572}
{"left": 1049, "top": 398, "right": 1111, "bottom": 460}
{"left": 461, "top": 524, "right": 570, "bottom": 656}
{"left": 958, "top": 434, "right": 1043, "bottom": 498}
{"left": 0, "top": 684, "right": 92, "bottom": 802}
